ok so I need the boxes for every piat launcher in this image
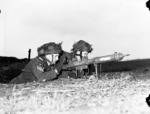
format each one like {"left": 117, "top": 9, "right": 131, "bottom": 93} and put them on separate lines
{"left": 62, "top": 52, "right": 130, "bottom": 78}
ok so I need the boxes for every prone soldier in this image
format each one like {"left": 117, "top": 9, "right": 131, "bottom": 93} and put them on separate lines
{"left": 58, "top": 40, "right": 93, "bottom": 79}
{"left": 9, "top": 42, "right": 65, "bottom": 84}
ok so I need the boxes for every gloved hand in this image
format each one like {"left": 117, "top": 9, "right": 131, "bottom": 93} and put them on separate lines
{"left": 54, "top": 54, "right": 66, "bottom": 74}
{"left": 59, "top": 52, "right": 72, "bottom": 64}
{"left": 54, "top": 52, "right": 72, "bottom": 74}
{"left": 54, "top": 62, "right": 63, "bottom": 74}
{"left": 59, "top": 54, "right": 67, "bottom": 64}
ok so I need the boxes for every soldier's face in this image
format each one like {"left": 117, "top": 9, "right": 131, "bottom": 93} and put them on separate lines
{"left": 46, "top": 54, "right": 59, "bottom": 64}
{"left": 76, "top": 51, "right": 88, "bottom": 61}
{"left": 82, "top": 51, "right": 88, "bottom": 57}
{"left": 76, "top": 51, "right": 88, "bottom": 57}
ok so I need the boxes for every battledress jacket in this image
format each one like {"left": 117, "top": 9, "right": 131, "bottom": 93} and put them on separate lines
{"left": 9, "top": 56, "right": 57, "bottom": 84}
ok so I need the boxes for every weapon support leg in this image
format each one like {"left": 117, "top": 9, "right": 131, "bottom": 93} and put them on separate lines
{"left": 94, "top": 63, "right": 99, "bottom": 79}
{"left": 99, "top": 64, "right": 102, "bottom": 78}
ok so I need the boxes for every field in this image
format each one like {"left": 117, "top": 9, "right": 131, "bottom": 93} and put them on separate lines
{"left": 0, "top": 71, "right": 150, "bottom": 114}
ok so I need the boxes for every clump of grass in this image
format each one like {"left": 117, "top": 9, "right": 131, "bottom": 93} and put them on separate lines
{"left": 0, "top": 72, "right": 150, "bottom": 114}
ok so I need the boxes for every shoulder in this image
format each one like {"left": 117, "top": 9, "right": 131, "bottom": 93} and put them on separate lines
{"left": 30, "top": 56, "right": 45, "bottom": 72}
{"left": 25, "top": 56, "right": 41, "bottom": 67}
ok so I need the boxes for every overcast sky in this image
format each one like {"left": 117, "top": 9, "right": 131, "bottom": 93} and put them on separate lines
{"left": 0, "top": 0, "right": 150, "bottom": 60}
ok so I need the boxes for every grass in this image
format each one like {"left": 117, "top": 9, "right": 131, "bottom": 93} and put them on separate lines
{"left": 0, "top": 71, "right": 150, "bottom": 114}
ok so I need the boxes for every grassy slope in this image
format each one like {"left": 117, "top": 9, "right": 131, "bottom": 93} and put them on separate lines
{"left": 0, "top": 71, "right": 150, "bottom": 114}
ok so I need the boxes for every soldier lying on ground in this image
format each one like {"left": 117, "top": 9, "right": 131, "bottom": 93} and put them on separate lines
{"left": 9, "top": 40, "right": 93, "bottom": 84}
{"left": 9, "top": 42, "right": 66, "bottom": 84}
{"left": 58, "top": 40, "right": 93, "bottom": 79}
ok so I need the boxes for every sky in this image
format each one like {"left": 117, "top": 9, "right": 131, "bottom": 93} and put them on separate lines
{"left": 0, "top": 0, "right": 150, "bottom": 60}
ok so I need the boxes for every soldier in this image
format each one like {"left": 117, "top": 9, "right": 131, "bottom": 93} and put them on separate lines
{"left": 59, "top": 40, "right": 93, "bottom": 78}
{"left": 71, "top": 40, "right": 93, "bottom": 61}
{"left": 9, "top": 42, "right": 65, "bottom": 84}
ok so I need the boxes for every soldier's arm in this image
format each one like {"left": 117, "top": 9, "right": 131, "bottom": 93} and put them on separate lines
{"left": 32, "top": 61, "right": 59, "bottom": 82}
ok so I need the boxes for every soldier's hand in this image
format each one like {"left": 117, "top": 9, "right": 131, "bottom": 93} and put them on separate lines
{"left": 59, "top": 52, "right": 72, "bottom": 64}
{"left": 54, "top": 62, "right": 63, "bottom": 74}
{"left": 59, "top": 54, "right": 67, "bottom": 64}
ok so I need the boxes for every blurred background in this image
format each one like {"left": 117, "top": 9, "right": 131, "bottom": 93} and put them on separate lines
{"left": 0, "top": 0, "right": 150, "bottom": 60}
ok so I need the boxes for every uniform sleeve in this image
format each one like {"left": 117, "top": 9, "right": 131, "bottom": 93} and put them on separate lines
{"left": 31, "top": 60, "right": 58, "bottom": 81}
